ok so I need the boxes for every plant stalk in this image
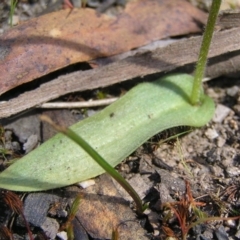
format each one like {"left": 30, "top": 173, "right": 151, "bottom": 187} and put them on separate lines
{"left": 190, "top": 0, "right": 221, "bottom": 105}
{"left": 63, "top": 127, "right": 146, "bottom": 214}
{"left": 9, "top": 0, "right": 18, "bottom": 27}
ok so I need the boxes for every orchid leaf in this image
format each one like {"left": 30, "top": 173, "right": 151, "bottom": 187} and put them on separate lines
{"left": 0, "top": 74, "right": 214, "bottom": 191}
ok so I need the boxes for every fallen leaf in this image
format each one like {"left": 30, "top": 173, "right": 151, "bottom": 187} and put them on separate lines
{"left": 0, "top": 0, "right": 206, "bottom": 96}
{"left": 1, "top": 24, "right": 240, "bottom": 118}
{"left": 74, "top": 174, "right": 148, "bottom": 239}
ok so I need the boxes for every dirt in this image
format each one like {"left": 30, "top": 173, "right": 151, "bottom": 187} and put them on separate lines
{"left": 0, "top": 1, "right": 240, "bottom": 240}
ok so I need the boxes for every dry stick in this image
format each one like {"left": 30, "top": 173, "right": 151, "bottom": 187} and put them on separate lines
{"left": 37, "top": 98, "right": 118, "bottom": 109}
{"left": 1, "top": 26, "right": 240, "bottom": 118}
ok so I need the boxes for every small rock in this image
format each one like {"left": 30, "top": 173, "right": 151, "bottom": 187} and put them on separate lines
{"left": 146, "top": 211, "right": 160, "bottom": 236}
{"left": 72, "top": 0, "right": 82, "bottom": 8}
{"left": 22, "top": 193, "right": 65, "bottom": 226}
{"left": 4, "top": 142, "right": 12, "bottom": 151}
{"left": 215, "top": 225, "right": 229, "bottom": 240}
{"left": 113, "top": 174, "right": 151, "bottom": 201}
{"left": 57, "top": 231, "right": 68, "bottom": 240}
{"left": 23, "top": 134, "right": 39, "bottom": 153}
{"left": 213, "top": 104, "right": 231, "bottom": 123}
{"left": 235, "top": 229, "right": 240, "bottom": 238}
{"left": 205, "top": 128, "right": 219, "bottom": 140}
{"left": 41, "top": 217, "right": 59, "bottom": 239}
{"left": 225, "top": 219, "right": 236, "bottom": 228}
{"left": 210, "top": 165, "right": 224, "bottom": 177}
{"left": 225, "top": 166, "right": 240, "bottom": 177}
{"left": 205, "top": 147, "right": 221, "bottom": 163}
{"left": 87, "top": 109, "right": 97, "bottom": 117}
{"left": 202, "top": 229, "right": 214, "bottom": 239}
{"left": 72, "top": 217, "right": 90, "bottom": 240}
{"left": 1, "top": 112, "right": 40, "bottom": 143}
{"left": 217, "top": 137, "right": 226, "bottom": 147}
{"left": 233, "top": 104, "right": 240, "bottom": 116}
{"left": 157, "top": 183, "right": 173, "bottom": 203}
{"left": 226, "top": 86, "right": 239, "bottom": 97}
{"left": 221, "top": 157, "right": 233, "bottom": 168}
{"left": 77, "top": 179, "right": 95, "bottom": 188}
{"left": 4, "top": 130, "right": 12, "bottom": 141}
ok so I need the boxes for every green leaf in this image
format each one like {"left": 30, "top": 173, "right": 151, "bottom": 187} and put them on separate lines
{"left": 0, "top": 74, "right": 215, "bottom": 191}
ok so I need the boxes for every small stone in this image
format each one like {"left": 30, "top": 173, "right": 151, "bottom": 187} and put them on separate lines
{"left": 87, "top": 109, "right": 96, "bottom": 117}
{"left": 205, "top": 128, "right": 219, "bottom": 140}
{"left": 215, "top": 225, "right": 229, "bottom": 240}
{"left": 41, "top": 217, "right": 59, "bottom": 239}
{"left": 217, "top": 137, "right": 226, "bottom": 147}
{"left": 235, "top": 229, "right": 240, "bottom": 238}
{"left": 226, "top": 166, "right": 240, "bottom": 177}
{"left": 11, "top": 141, "right": 21, "bottom": 151}
{"left": 57, "top": 231, "right": 68, "bottom": 240}
{"left": 202, "top": 229, "right": 214, "bottom": 239}
{"left": 226, "top": 86, "right": 239, "bottom": 97}
{"left": 210, "top": 165, "right": 224, "bottom": 177}
{"left": 233, "top": 104, "right": 240, "bottom": 116}
{"left": 225, "top": 219, "right": 236, "bottom": 228}
{"left": 213, "top": 104, "right": 231, "bottom": 123}
{"left": 113, "top": 174, "right": 151, "bottom": 201}
{"left": 1, "top": 112, "right": 40, "bottom": 143}
{"left": 4, "top": 142, "right": 13, "bottom": 151}
{"left": 77, "top": 179, "right": 95, "bottom": 188}
{"left": 4, "top": 130, "right": 12, "bottom": 141}
{"left": 158, "top": 183, "right": 173, "bottom": 203}
{"left": 72, "top": 0, "right": 82, "bottom": 8}
{"left": 222, "top": 158, "right": 233, "bottom": 168}
{"left": 23, "top": 134, "right": 39, "bottom": 153}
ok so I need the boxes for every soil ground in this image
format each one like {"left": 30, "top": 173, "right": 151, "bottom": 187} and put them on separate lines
{"left": 0, "top": 1, "right": 240, "bottom": 240}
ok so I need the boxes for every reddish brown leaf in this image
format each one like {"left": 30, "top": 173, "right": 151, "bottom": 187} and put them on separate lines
{"left": 75, "top": 174, "right": 148, "bottom": 239}
{"left": 0, "top": 0, "right": 206, "bottom": 96}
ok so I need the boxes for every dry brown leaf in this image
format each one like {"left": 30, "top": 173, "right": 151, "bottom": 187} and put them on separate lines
{"left": 0, "top": 0, "right": 206, "bottom": 96}
{"left": 75, "top": 174, "right": 148, "bottom": 239}
{"left": 1, "top": 25, "right": 240, "bottom": 119}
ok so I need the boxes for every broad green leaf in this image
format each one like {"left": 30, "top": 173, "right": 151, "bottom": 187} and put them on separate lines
{"left": 0, "top": 74, "right": 215, "bottom": 191}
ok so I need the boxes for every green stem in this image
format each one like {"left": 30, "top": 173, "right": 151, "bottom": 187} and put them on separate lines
{"left": 64, "top": 127, "right": 146, "bottom": 214}
{"left": 9, "top": 0, "right": 18, "bottom": 27}
{"left": 190, "top": 0, "right": 221, "bottom": 105}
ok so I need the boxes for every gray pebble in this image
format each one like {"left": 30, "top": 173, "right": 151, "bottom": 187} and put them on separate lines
{"left": 41, "top": 217, "right": 59, "bottom": 239}
{"left": 205, "top": 128, "right": 219, "bottom": 140}
{"left": 215, "top": 225, "right": 229, "bottom": 240}
{"left": 213, "top": 104, "right": 231, "bottom": 123}
{"left": 226, "top": 86, "right": 239, "bottom": 97}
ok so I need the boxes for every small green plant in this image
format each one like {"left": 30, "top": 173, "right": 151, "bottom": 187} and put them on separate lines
{"left": 162, "top": 181, "right": 240, "bottom": 240}
{"left": 0, "top": 1, "right": 220, "bottom": 215}
{"left": 9, "top": 0, "right": 18, "bottom": 27}
{"left": 61, "top": 194, "right": 82, "bottom": 240}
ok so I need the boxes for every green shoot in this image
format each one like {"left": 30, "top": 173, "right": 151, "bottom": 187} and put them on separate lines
{"left": 191, "top": 0, "right": 221, "bottom": 105}
{"left": 149, "top": 128, "right": 192, "bottom": 149}
{"left": 9, "top": 0, "right": 18, "bottom": 27}
{"left": 176, "top": 138, "right": 193, "bottom": 177}
{"left": 41, "top": 115, "right": 147, "bottom": 214}
{"left": 61, "top": 194, "right": 82, "bottom": 240}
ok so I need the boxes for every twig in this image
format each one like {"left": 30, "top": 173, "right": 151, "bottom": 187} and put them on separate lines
{"left": 1, "top": 27, "right": 240, "bottom": 118}
{"left": 37, "top": 98, "right": 118, "bottom": 109}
